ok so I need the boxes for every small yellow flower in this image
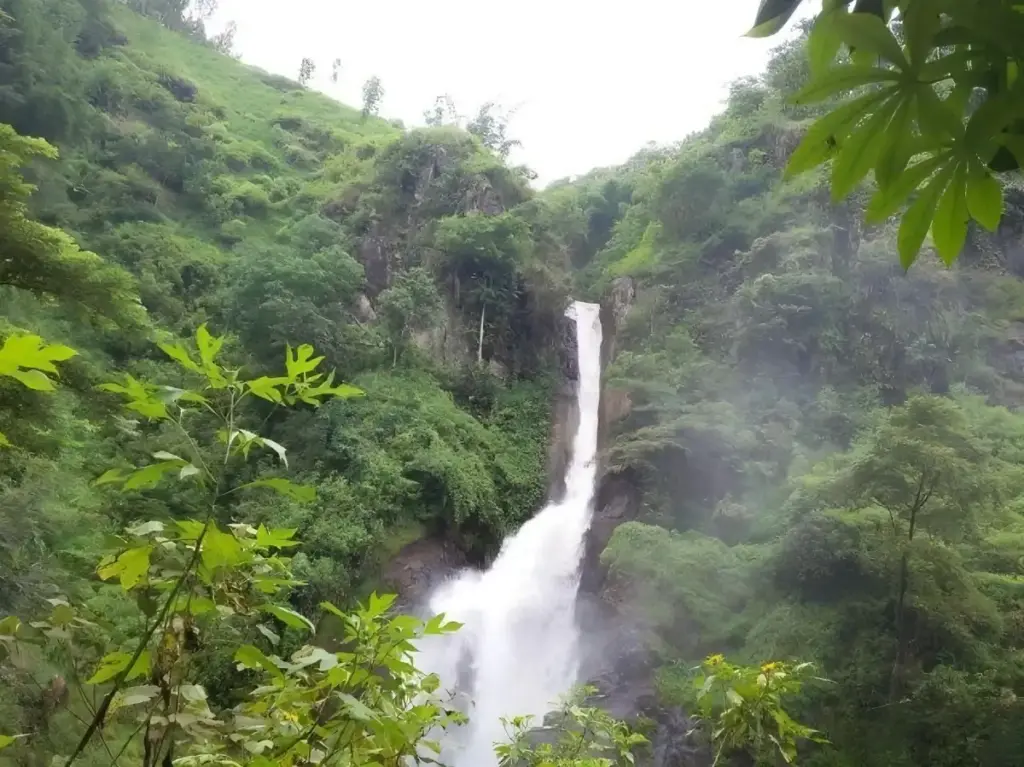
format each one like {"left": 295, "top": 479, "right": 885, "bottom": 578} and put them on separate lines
{"left": 706, "top": 654, "right": 725, "bottom": 666}
{"left": 761, "top": 661, "right": 778, "bottom": 673}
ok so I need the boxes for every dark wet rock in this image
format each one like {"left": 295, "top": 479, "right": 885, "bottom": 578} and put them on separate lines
{"left": 600, "top": 275, "right": 636, "bottom": 367}
{"left": 352, "top": 292, "right": 377, "bottom": 323}
{"left": 382, "top": 534, "right": 468, "bottom": 611}
{"left": 575, "top": 594, "right": 710, "bottom": 767}
{"left": 158, "top": 73, "right": 197, "bottom": 103}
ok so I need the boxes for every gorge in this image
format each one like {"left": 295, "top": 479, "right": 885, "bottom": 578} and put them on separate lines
{"left": 418, "top": 300, "right": 602, "bottom": 766}
{"left": 4, "top": 1, "right": 1024, "bottom": 765}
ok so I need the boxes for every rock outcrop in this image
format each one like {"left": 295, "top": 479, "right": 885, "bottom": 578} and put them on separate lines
{"left": 382, "top": 535, "right": 469, "bottom": 612}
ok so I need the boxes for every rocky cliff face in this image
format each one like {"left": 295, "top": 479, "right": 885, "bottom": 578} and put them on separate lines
{"left": 579, "top": 275, "right": 711, "bottom": 767}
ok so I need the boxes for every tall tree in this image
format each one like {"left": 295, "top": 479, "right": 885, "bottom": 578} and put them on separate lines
{"left": 298, "top": 57, "right": 316, "bottom": 86}
{"left": 361, "top": 75, "right": 384, "bottom": 118}
{"left": 466, "top": 102, "right": 521, "bottom": 160}
{"left": 376, "top": 267, "right": 443, "bottom": 366}
{"left": 0, "top": 123, "right": 143, "bottom": 325}
{"left": 822, "top": 396, "right": 990, "bottom": 697}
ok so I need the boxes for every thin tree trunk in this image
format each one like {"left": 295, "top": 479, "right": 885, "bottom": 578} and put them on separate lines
{"left": 890, "top": 472, "right": 932, "bottom": 701}
{"left": 890, "top": 550, "right": 910, "bottom": 701}
{"left": 477, "top": 303, "right": 486, "bottom": 364}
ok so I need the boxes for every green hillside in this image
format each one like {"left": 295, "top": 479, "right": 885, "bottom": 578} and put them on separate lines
{"left": 5, "top": 0, "right": 1024, "bottom": 765}
{"left": 551, "top": 24, "right": 1024, "bottom": 767}
{"left": 1, "top": 3, "right": 575, "bottom": 759}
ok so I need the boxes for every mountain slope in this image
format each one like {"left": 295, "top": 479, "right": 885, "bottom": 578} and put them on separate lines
{"left": 553, "top": 30, "right": 1024, "bottom": 767}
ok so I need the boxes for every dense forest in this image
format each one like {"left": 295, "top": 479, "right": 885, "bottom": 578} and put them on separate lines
{"left": 4, "top": 0, "right": 1024, "bottom": 765}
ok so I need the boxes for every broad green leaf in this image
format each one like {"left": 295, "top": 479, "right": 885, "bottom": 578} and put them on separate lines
{"left": 262, "top": 604, "right": 315, "bottom": 632}
{"left": 261, "top": 437, "right": 288, "bottom": 467}
{"left": 99, "top": 376, "right": 168, "bottom": 420}
{"left": 0, "top": 335, "right": 77, "bottom": 391}
{"left": 97, "top": 546, "right": 152, "bottom": 590}
{"left": 319, "top": 601, "right": 346, "bottom": 620}
{"left": 113, "top": 685, "right": 160, "bottom": 709}
{"left": 201, "top": 525, "right": 244, "bottom": 572}
{"left": 234, "top": 644, "right": 285, "bottom": 680}
{"left": 256, "top": 624, "right": 280, "bottom": 646}
{"left": 807, "top": 8, "right": 844, "bottom": 75}
{"left": 337, "top": 692, "right": 378, "bottom": 722}
{"left": 831, "top": 11, "right": 907, "bottom": 68}
{"left": 747, "top": 0, "right": 806, "bottom": 38}
{"left": 965, "top": 86, "right": 1024, "bottom": 151}
{"left": 874, "top": 98, "right": 913, "bottom": 188}
{"left": 195, "top": 324, "right": 224, "bottom": 368}
{"left": 176, "top": 519, "right": 207, "bottom": 542}
{"left": 256, "top": 525, "right": 301, "bottom": 550}
{"left": 152, "top": 451, "right": 185, "bottom": 462}
{"left": 0, "top": 431, "right": 9, "bottom": 448}
{"left": 368, "top": 592, "right": 397, "bottom": 618}
{"left": 246, "top": 376, "right": 288, "bottom": 403}
{"left": 0, "top": 734, "right": 16, "bottom": 750}
{"left": 158, "top": 342, "right": 201, "bottom": 373}
{"left": 725, "top": 689, "right": 745, "bottom": 708}
{"left": 898, "top": 167, "right": 953, "bottom": 269}
{"left": 932, "top": 164, "right": 970, "bottom": 265}
{"left": 242, "top": 478, "right": 317, "bottom": 503}
{"left": 791, "top": 65, "right": 899, "bottom": 105}
{"left": 0, "top": 616, "right": 21, "bottom": 637}
{"left": 286, "top": 344, "right": 324, "bottom": 379}
{"left": 7, "top": 369, "right": 54, "bottom": 391}
{"left": 94, "top": 468, "right": 125, "bottom": 487}
{"left": 831, "top": 96, "right": 899, "bottom": 200}
{"left": 178, "top": 684, "right": 207, "bottom": 702}
{"left": 298, "top": 373, "right": 365, "bottom": 405}
{"left": 127, "top": 520, "right": 165, "bottom": 537}
{"left": 123, "top": 461, "right": 182, "bottom": 490}
{"left": 159, "top": 386, "right": 209, "bottom": 406}
{"left": 915, "top": 83, "right": 964, "bottom": 140}
{"left": 785, "top": 90, "right": 891, "bottom": 177}
{"left": 966, "top": 167, "right": 1004, "bottom": 231}
{"left": 866, "top": 153, "right": 947, "bottom": 223}
{"left": 179, "top": 464, "right": 201, "bottom": 480}
{"left": 902, "top": 1, "right": 941, "bottom": 64}
{"left": 86, "top": 650, "right": 151, "bottom": 685}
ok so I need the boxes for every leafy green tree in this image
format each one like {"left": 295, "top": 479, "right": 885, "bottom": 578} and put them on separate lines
{"left": 496, "top": 686, "right": 648, "bottom": 767}
{"left": 424, "top": 94, "right": 460, "bottom": 127}
{"left": 693, "top": 656, "right": 827, "bottom": 766}
{"left": 434, "top": 212, "right": 528, "bottom": 363}
{"left": 829, "top": 396, "right": 990, "bottom": 697}
{"left": 298, "top": 57, "right": 315, "bottom": 86}
{"left": 467, "top": 102, "right": 522, "bottom": 160}
{"left": 361, "top": 75, "right": 384, "bottom": 118}
{"left": 748, "top": 0, "right": 1024, "bottom": 267}
{"left": 223, "top": 243, "right": 365, "bottom": 366}
{"left": 0, "top": 333, "right": 76, "bottom": 447}
{"left": 0, "top": 123, "right": 144, "bottom": 326}
{"left": 0, "top": 331, "right": 635, "bottom": 767}
{"left": 376, "top": 267, "right": 443, "bottom": 366}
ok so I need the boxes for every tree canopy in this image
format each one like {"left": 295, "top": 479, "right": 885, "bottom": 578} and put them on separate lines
{"left": 749, "top": 0, "right": 1024, "bottom": 267}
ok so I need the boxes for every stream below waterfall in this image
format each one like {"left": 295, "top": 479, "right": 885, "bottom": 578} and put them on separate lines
{"left": 415, "top": 300, "right": 603, "bottom": 767}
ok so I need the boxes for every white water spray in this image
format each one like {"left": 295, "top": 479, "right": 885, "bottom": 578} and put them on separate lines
{"left": 417, "top": 300, "right": 603, "bottom": 767}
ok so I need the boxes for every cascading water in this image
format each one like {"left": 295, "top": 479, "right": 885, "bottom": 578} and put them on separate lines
{"left": 416, "top": 300, "right": 603, "bottom": 767}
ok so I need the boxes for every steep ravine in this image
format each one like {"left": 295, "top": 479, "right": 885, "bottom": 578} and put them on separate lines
{"left": 382, "top": 279, "right": 709, "bottom": 766}
{"left": 578, "top": 277, "right": 710, "bottom": 767}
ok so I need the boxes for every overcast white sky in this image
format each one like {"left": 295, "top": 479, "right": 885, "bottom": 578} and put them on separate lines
{"left": 210, "top": 0, "right": 798, "bottom": 186}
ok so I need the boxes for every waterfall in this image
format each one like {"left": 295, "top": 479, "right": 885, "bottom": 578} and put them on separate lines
{"left": 416, "top": 300, "right": 603, "bottom": 767}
